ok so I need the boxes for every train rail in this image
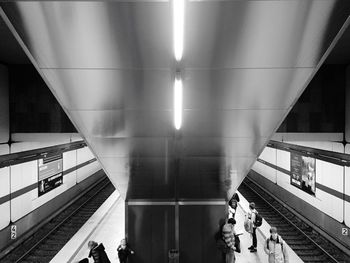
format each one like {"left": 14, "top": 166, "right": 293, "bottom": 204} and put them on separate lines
{"left": 1, "top": 177, "right": 115, "bottom": 263}
{"left": 238, "top": 177, "right": 350, "bottom": 263}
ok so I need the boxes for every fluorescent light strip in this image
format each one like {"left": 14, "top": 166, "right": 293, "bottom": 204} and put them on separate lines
{"left": 173, "top": 0, "right": 184, "bottom": 61}
{"left": 174, "top": 77, "right": 183, "bottom": 130}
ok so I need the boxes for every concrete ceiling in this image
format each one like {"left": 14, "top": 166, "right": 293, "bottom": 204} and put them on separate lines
{"left": 1, "top": 1, "right": 349, "bottom": 200}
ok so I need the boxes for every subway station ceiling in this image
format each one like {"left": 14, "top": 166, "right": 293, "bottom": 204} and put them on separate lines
{"left": 1, "top": 1, "right": 349, "bottom": 200}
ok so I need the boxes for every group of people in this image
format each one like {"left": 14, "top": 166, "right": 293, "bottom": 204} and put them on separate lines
{"left": 78, "top": 238, "right": 134, "bottom": 263}
{"left": 217, "top": 193, "right": 289, "bottom": 263}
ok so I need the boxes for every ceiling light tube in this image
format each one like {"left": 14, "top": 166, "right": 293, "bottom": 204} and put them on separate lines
{"left": 174, "top": 77, "right": 183, "bottom": 130}
{"left": 173, "top": 0, "right": 184, "bottom": 61}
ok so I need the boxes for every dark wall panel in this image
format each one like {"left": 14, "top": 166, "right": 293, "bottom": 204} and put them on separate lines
{"left": 127, "top": 205, "right": 175, "bottom": 263}
{"left": 179, "top": 158, "right": 225, "bottom": 199}
{"left": 127, "top": 158, "right": 175, "bottom": 200}
{"left": 179, "top": 205, "right": 225, "bottom": 263}
{"left": 278, "top": 64, "right": 345, "bottom": 133}
{"left": 9, "top": 65, "right": 76, "bottom": 133}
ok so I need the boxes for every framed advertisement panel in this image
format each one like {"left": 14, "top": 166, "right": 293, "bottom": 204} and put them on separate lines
{"left": 38, "top": 153, "right": 63, "bottom": 196}
{"left": 290, "top": 152, "right": 316, "bottom": 195}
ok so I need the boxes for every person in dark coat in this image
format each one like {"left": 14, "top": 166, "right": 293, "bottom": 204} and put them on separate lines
{"left": 88, "top": 240, "right": 111, "bottom": 263}
{"left": 230, "top": 192, "right": 240, "bottom": 203}
{"left": 215, "top": 218, "right": 227, "bottom": 263}
{"left": 117, "top": 238, "right": 134, "bottom": 263}
{"left": 228, "top": 199, "right": 237, "bottom": 219}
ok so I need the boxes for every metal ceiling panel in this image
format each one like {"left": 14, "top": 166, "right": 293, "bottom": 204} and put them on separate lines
{"left": 2, "top": 2, "right": 172, "bottom": 68}
{"left": 181, "top": 137, "right": 267, "bottom": 158}
{"left": 184, "top": 0, "right": 350, "bottom": 68}
{"left": 69, "top": 110, "right": 173, "bottom": 138}
{"left": 182, "top": 109, "right": 288, "bottom": 138}
{"left": 41, "top": 69, "right": 172, "bottom": 111}
{"left": 2, "top": 0, "right": 349, "bottom": 199}
{"left": 86, "top": 137, "right": 172, "bottom": 158}
{"left": 183, "top": 68, "right": 313, "bottom": 110}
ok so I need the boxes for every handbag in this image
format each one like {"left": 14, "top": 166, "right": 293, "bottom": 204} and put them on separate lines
{"left": 244, "top": 217, "right": 253, "bottom": 233}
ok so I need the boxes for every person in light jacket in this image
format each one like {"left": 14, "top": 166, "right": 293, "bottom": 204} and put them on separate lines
{"left": 222, "top": 219, "right": 236, "bottom": 263}
{"left": 264, "top": 227, "right": 289, "bottom": 263}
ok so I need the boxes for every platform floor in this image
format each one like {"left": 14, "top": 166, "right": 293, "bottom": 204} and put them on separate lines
{"left": 50, "top": 190, "right": 304, "bottom": 263}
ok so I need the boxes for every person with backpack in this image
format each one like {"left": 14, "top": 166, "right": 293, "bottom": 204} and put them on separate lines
{"left": 264, "top": 227, "right": 289, "bottom": 263}
{"left": 248, "top": 202, "right": 258, "bottom": 252}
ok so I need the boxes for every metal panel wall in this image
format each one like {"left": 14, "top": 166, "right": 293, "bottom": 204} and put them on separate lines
{"left": 127, "top": 205, "right": 175, "bottom": 263}
{"left": 127, "top": 203, "right": 225, "bottom": 263}
{"left": 179, "top": 205, "right": 225, "bottom": 263}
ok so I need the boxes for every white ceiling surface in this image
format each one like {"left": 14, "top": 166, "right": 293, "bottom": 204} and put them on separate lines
{"left": 1, "top": 1, "right": 348, "bottom": 199}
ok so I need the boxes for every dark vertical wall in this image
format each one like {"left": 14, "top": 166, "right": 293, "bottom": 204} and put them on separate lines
{"left": 9, "top": 65, "right": 76, "bottom": 133}
{"left": 127, "top": 205, "right": 175, "bottom": 263}
{"left": 278, "top": 64, "right": 345, "bottom": 133}
{"left": 179, "top": 205, "right": 225, "bottom": 263}
{"left": 127, "top": 204, "right": 225, "bottom": 263}
{"left": 345, "top": 65, "right": 350, "bottom": 141}
{"left": 0, "top": 64, "right": 9, "bottom": 143}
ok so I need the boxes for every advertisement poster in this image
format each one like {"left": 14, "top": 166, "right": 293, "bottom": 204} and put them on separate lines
{"left": 290, "top": 152, "right": 316, "bottom": 195}
{"left": 38, "top": 153, "right": 63, "bottom": 196}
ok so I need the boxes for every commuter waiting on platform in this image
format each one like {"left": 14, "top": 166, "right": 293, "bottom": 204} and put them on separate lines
{"left": 222, "top": 219, "right": 236, "bottom": 263}
{"left": 231, "top": 192, "right": 240, "bottom": 203}
{"left": 228, "top": 199, "right": 237, "bottom": 219}
{"left": 264, "top": 227, "right": 289, "bottom": 263}
{"left": 88, "top": 240, "right": 111, "bottom": 263}
{"left": 247, "top": 202, "right": 258, "bottom": 252}
{"left": 117, "top": 238, "right": 134, "bottom": 263}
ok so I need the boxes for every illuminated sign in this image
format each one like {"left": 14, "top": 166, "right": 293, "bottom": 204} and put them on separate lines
{"left": 290, "top": 153, "right": 316, "bottom": 195}
{"left": 38, "top": 153, "right": 63, "bottom": 196}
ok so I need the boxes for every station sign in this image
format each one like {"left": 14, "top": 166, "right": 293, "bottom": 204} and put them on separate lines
{"left": 38, "top": 153, "right": 63, "bottom": 196}
{"left": 11, "top": 225, "right": 16, "bottom": 239}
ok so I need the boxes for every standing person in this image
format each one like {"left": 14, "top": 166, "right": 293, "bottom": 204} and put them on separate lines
{"left": 222, "top": 220, "right": 236, "bottom": 263}
{"left": 248, "top": 202, "right": 257, "bottom": 252}
{"left": 88, "top": 241, "right": 111, "bottom": 263}
{"left": 117, "top": 238, "right": 134, "bottom": 263}
{"left": 215, "top": 218, "right": 228, "bottom": 263}
{"left": 264, "top": 227, "right": 289, "bottom": 263}
{"left": 228, "top": 200, "right": 237, "bottom": 219}
{"left": 231, "top": 192, "right": 240, "bottom": 203}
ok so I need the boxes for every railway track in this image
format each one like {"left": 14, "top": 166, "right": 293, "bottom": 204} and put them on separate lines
{"left": 1, "top": 177, "right": 115, "bottom": 263}
{"left": 238, "top": 177, "right": 350, "bottom": 263}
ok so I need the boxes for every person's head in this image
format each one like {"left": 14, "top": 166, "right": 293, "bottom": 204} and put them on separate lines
{"left": 270, "top": 227, "right": 278, "bottom": 240}
{"left": 230, "top": 199, "right": 237, "bottom": 208}
{"left": 88, "top": 241, "right": 98, "bottom": 250}
{"left": 227, "top": 218, "right": 236, "bottom": 226}
{"left": 249, "top": 202, "right": 255, "bottom": 210}
{"left": 120, "top": 238, "right": 126, "bottom": 246}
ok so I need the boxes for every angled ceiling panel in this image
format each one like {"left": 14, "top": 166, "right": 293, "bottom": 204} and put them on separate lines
{"left": 1, "top": 0, "right": 349, "bottom": 200}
